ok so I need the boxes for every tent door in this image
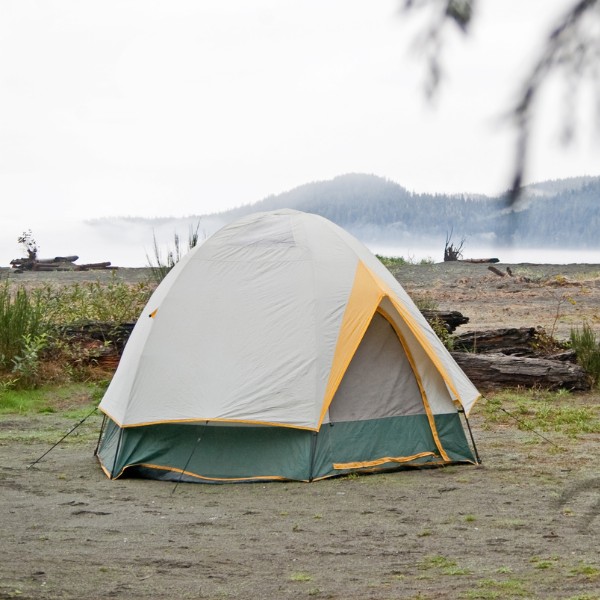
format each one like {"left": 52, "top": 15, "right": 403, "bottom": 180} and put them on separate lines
{"left": 325, "top": 311, "right": 441, "bottom": 470}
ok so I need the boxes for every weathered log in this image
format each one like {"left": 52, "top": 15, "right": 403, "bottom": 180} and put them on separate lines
{"left": 57, "top": 322, "right": 135, "bottom": 353}
{"left": 10, "top": 258, "right": 34, "bottom": 268}
{"left": 75, "top": 262, "right": 113, "bottom": 271}
{"left": 53, "top": 255, "right": 79, "bottom": 263}
{"left": 545, "top": 350, "right": 578, "bottom": 362}
{"left": 488, "top": 266, "right": 506, "bottom": 277}
{"left": 421, "top": 310, "right": 469, "bottom": 333}
{"left": 9, "top": 257, "right": 114, "bottom": 271}
{"left": 32, "top": 263, "right": 75, "bottom": 271}
{"left": 459, "top": 258, "right": 500, "bottom": 263}
{"left": 36, "top": 256, "right": 79, "bottom": 264}
{"left": 453, "top": 327, "right": 538, "bottom": 356}
{"left": 453, "top": 327, "right": 574, "bottom": 360}
{"left": 451, "top": 351, "right": 590, "bottom": 392}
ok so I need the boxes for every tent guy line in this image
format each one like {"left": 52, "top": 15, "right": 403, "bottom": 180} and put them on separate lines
{"left": 27, "top": 407, "right": 98, "bottom": 470}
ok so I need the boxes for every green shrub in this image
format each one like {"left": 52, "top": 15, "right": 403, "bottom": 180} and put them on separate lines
{"left": 570, "top": 322, "right": 600, "bottom": 387}
{"left": 376, "top": 254, "right": 436, "bottom": 268}
{"left": 413, "top": 294, "right": 439, "bottom": 311}
{"left": 430, "top": 316, "right": 453, "bottom": 350}
{"left": 0, "top": 277, "right": 153, "bottom": 389}
{"left": 0, "top": 282, "right": 49, "bottom": 371}
{"left": 376, "top": 254, "right": 408, "bottom": 268}
{"left": 147, "top": 223, "right": 202, "bottom": 284}
{"left": 33, "top": 278, "right": 152, "bottom": 325}
{"left": 11, "top": 332, "right": 49, "bottom": 387}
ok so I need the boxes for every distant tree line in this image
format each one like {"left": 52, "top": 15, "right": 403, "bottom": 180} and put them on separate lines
{"left": 211, "top": 173, "right": 600, "bottom": 248}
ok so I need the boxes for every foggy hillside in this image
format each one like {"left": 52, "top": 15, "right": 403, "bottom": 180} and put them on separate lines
{"left": 86, "top": 173, "right": 600, "bottom": 265}
{"left": 206, "top": 173, "right": 600, "bottom": 248}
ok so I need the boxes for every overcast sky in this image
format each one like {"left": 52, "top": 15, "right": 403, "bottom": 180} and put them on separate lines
{"left": 1, "top": 0, "right": 598, "bottom": 265}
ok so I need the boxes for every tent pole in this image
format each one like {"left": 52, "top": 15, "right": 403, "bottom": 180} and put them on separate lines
{"left": 308, "top": 431, "right": 318, "bottom": 482}
{"left": 111, "top": 427, "right": 124, "bottom": 479}
{"left": 94, "top": 414, "right": 107, "bottom": 457}
{"left": 459, "top": 408, "right": 481, "bottom": 464}
{"left": 172, "top": 421, "right": 207, "bottom": 494}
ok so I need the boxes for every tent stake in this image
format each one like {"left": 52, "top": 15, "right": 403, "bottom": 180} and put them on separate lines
{"left": 28, "top": 407, "right": 98, "bottom": 469}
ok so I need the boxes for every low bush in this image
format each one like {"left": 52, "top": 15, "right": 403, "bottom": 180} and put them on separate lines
{"left": 570, "top": 322, "right": 600, "bottom": 387}
{"left": 0, "top": 276, "right": 153, "bottom": 389}
{"left": 0, "top": 282, "right": 49, "bottom": 379}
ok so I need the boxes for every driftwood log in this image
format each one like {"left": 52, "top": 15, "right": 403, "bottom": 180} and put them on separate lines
{"left": 58, "top": 322, "right": 135, "bottom": 354}
{"left": 451, "top": 352, "right": 590, "bottom": 392}
{"left": 453, "top": 327, "right": 577, "bottom": 361}
{"left": 453, "top": 327, "right": 538, "bottom": 355}
{"left": 10, "top": 256, "right": 116, "bottom": 272}
{"left": 56, "top": 322, "right": 136, "bottom": 370}
{"left": 74, "top": 262, "right": 116, "bottom": 271}
{"left": 488, "top": 265, "right": 506, "bottom": 277}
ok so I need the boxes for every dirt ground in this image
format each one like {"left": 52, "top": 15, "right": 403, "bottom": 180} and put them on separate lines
{"left": 1, "top": 263, "right": 599, "bottom": 600}
{"left": 395, "top": 260, "right": 600, "bottom": 341}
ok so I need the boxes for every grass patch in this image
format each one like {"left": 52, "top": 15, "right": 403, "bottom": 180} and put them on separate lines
{"left": 569, "top": 562, "right": 600, "bottom": 580}
{"left": 529, "top": 555, "right": 559, "bottom": 570}
{"left": 376, "top": 254, "right": 409, "bottom": 268}
{"left": 481, "top": 389, "right": 600, "bottom": 438}
{"left": 468, "top": 578, "right": 529, "bottom": 598}
{"left": 495, "top": 566, "right": 513, "bottom": 574}
{"left": 290, "top": 572, "right": 313, "bottom": 582}
{"left": 376, "top": 254, "right": 435, "bottom": 269}
{"left": 442, "top": 566, "right": 471, "bottom": 576}
{"left": 0, "top": 382, "right": 105, "bottom": 446}
{"left": 419, "top": 555, "right": 457, "bottom": 570}
{"left": 0, "top": 382, "right": 106, "bottom": 415}
{"left": 412, "top": 293, "right": 440, "bottom": 311}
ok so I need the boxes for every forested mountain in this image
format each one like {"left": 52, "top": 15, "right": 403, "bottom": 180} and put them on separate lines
{"left": 209, "top": 173, "right": 600, "bottom": 248}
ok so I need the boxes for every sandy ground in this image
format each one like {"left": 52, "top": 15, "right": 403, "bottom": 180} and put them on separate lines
{"left": 1, "top": 263, "right": 599, "bottom": 599}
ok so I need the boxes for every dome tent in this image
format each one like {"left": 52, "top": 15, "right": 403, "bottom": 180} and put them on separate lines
{"left": 97, "top": 209, "right": 480, "bottom": 482}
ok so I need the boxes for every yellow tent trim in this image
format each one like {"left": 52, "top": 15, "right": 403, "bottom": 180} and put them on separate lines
{"left": 98, "top": 460, "right": 112, "bottom": 479}
{"left": 333, "top": 451, "right": 437, "bottom": 470}
{"left": 388, "top": 294, "right": 461, "bottom": 402}
{"left": 107, "top": 461, "right": 293, "bottom": 482}
{"left": 377, "top": 305, "right": 451, "bottom": 462}
{"left": 317, "top": 261, "right": 459, "bottom": 459}
{"left": 376, "top": 305, "right": 429, "bottom": 404}
{"left": 318, "top": 261, "right": 383, "bottom": 426}
{"left": 99, "top": 407, "right": 317, "bottom": 431}
{"left": 369, "top": 271, "right": 462, "bottom": 404}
